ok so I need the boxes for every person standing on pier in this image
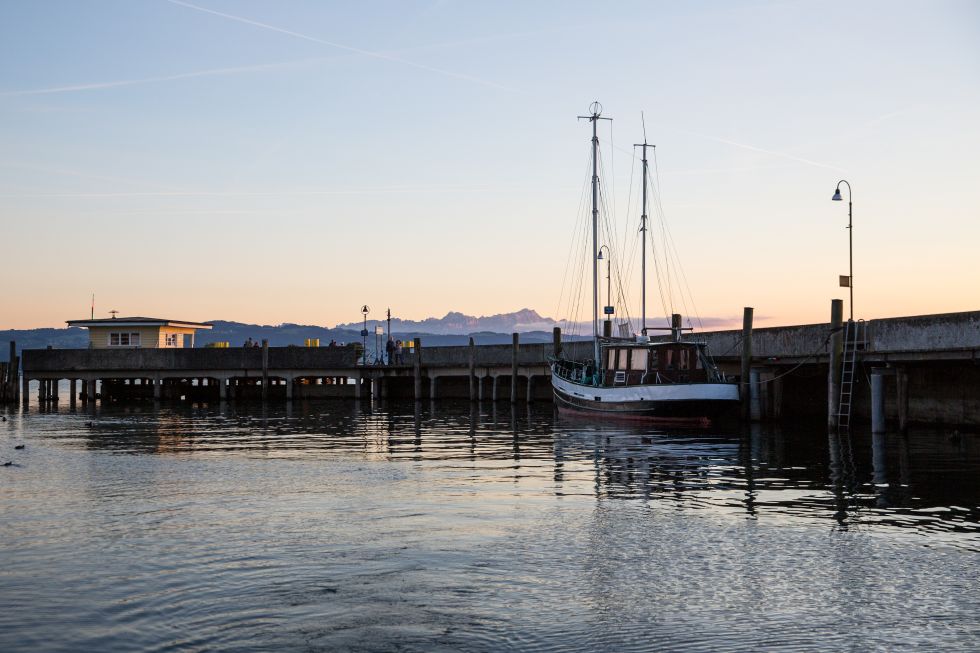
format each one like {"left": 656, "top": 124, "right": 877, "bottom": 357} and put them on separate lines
{"left": 395, "top": 339, "right": 404, "bottom": 365}
{"left": 386, "top": 337, "right": 395, "bottom": 366}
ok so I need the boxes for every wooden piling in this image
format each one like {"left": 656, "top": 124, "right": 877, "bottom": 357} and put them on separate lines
{"left": 740, "top": 307, "right": 753, "bottom": 421}
{"left": 468, "top": 337, "right": 476, "bottom": 402}
{"left": 413, "top": 337, "right": 422, "bottom": 401}
{"left": 511, "top": 333, "right": 519, "bottom": 404}
{"left": 896, "top": 367, "right": 909, "bottom": 433}
{"left": 261, "top": 340, "right": 269, "bottom": 401}
{"left": 828, "top": 299, "right": 844, "bottom": 429}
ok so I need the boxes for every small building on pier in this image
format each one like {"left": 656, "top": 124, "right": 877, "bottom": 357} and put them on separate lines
{"left": 66, "top": 316, "right": 212, "bottom": 349}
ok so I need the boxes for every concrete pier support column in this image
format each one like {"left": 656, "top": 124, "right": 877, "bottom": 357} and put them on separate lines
{"left": 740, "top": 307, "right": 753, "bottom": 421}
{"left": 478, "top": 375, "right": 484, "bottom": 402}
{"left": 380, "top": 376, "right": 388, "bottom": 399}
{"left": 526, "top": 376, "right": 533, "bottom": 403}
{"left": 511, "top": 333, "right": 519, "bottom": 404}
{"left": 355, "top": 372, "right": 362, "bottom": 400}
{"left": 871, "top": 369, "right": 887, "bottom": 433}
{"left": 89, "top": 379, "right": 98, "bottom": 402}
{"left": 51, "top": 378, "right": 59, "bottom": 402}
{"left": 38, "top": 379, "right": 46, "bottom": 403}
{"left": 153, "top": 378, "right": 162, "bottom": 400}
{"left": 261, "top": 340, "right": 269, "bottom": 402}
{"left": 429, "top": 376, "right": 437, "bottom": 401}
{"left": 22, "top": 375, "right": 30, "bottom": 405}
{"left": 218, "top": 377, "right": 227, "bottom": 400}
{"left": 896, "top": 368, "right": 909, "bottom": 433}
{"left": 70, "top": 379, "right": 77, "bottom": 404}
{"left": 286, "top": 377, "right": 294, "bottom": 401}
{"left": 492, "top": 375, "right": 499, "bottom": 402}
{"left": 468, "top": 337, "right": 476, "bottom": 402}
{"left": 828, "top": 299, "right": 844, "bottom": 429}
{"left": 750, "top": 369, "right": 762, "bottom": 421}
{"left": 413, "top": 338, "right": 422, "bottom": 402}
{"left": 772, "top": 377, "right": 783, "bottom": 420}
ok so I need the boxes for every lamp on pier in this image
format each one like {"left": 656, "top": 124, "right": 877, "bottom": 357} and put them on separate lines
{"left": 831, "top": 180, "right": 854, "bottom": 321}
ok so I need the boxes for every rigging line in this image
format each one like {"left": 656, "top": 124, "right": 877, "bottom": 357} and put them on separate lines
{"left": 555, "top": 150, "right": 598, "bottom": 333}
{"left": 649, "top": 154, "right": 704, "bottom": 331}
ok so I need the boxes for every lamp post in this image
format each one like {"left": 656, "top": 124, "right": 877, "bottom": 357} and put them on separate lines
{"left": 831, "top": 180, "right": 853, "bottom": 321}
{"left": 597, "top": 245, "right": 612, "bottom": 316}
{"left": 360, "top": 305, "right": 370, "bottom": 365}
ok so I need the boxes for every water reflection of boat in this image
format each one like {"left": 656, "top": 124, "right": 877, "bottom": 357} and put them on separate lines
{"left": 550, "top": 103, "right": 739, "bottom": 425}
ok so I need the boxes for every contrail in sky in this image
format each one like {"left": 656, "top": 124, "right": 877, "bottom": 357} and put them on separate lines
{"left": 0, "top": 59, "right": 323, "bottom": 98}
{"left": 164, "top": 0, "right": 517, "bottom": 92}
{"left": 674, "top": 128, "right": 845, "bottom": 172}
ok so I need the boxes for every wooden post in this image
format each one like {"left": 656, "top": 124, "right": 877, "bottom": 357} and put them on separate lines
{"left": 413, "top": 337, "right": 422, "bottom": 401}
{"left": 896, "top": 367, "right": 909, "bottom": 433}
{"left": 261, "top": 340, "right": 269, "bottom": 402}
{"left": 553, "top": 327, "right": 562, "bottom": 358}
{"left": 7, "top": 341, "right": 14, "bottom": 402}
{"left": 468, "top": 337, "right": 476, "bottom": 402}
{"left": 828, "top": 299, "right": 844, "bottom": 429}
{"left": 511, "top": 332, "right": 518, "bottom": 404}
{"left": 740, "top": 307, "right": 753, "bottom": 421}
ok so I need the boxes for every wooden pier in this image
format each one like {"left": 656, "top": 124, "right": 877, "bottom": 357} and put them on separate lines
{"left": 15, "top": 309, "right": 980, "bottom": 427}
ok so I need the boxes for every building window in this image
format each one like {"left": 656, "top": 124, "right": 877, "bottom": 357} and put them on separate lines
{"left": 165, "top": 333, "right": 180, "bottom": 347}
{"left": 109, "top": 332, "right": 140, "bottom": 347}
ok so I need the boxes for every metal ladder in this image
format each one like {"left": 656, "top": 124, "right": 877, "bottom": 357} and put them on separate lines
{"left": 837, "top": 319, "right": 865, "bottom": 429}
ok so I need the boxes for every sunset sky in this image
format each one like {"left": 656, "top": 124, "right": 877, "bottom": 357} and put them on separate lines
{"left": 1, "top": 0, "right": 978, "bottom": 330}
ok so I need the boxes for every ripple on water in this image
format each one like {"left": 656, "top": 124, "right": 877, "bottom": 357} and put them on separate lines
{"left": 1, "top": 402, "right": 978, "bottom": 652}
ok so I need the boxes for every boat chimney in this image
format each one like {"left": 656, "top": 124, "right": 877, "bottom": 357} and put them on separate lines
{"left": 672, "top": 313, "right": 683, "bottom": 342}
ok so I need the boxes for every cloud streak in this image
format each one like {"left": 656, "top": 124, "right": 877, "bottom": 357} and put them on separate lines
{"left": 0, "top": 59, "right": 326, "bottom": 98}
{"left": 165, "top": 0, "right": 517, "bottom": 92}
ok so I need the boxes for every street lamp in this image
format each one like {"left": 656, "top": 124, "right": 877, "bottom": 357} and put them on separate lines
{"left": 831, "top": 180, "right": 853, "bottom": 321}
{"left": 360, "top": 305, "right": 370, "bottom": 365}
{"left": 597, "top": 245, "right": 612, "bottom": 317}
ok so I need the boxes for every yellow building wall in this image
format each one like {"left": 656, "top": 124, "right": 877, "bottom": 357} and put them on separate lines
{"left": 87, "top": 326, "right": 202, "bottom": 349}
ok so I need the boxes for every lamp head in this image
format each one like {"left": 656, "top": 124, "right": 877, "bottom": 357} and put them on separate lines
{"left": 597, "top": 250, "right": 604, "bottom": 260}
{"left": 832, "top": 187, "right": 843, "bottom": 201}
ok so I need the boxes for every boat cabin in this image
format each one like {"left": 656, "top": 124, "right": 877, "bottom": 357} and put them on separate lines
{"left": 601, "top": 342, "right": 708, "bottom": 386}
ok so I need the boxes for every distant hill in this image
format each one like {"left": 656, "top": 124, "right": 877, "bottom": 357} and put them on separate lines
{"left": 0, "top": 314, "right": 584, "bottom": 361}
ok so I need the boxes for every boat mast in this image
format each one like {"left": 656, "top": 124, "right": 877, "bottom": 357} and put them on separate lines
{"left": 635, "top": 126, "right": 651, "bottom": 336}
{"left": 578, "top": 102, "right": 609, "bottom": 367}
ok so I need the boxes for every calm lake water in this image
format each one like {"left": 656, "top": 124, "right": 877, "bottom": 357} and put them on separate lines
{"left": 1, "top": 396, "right": 978, "bottom": 652}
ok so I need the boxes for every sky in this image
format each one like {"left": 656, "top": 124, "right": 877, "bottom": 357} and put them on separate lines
{"left": 1, "top": 0, "right": 978, "bottom": 330}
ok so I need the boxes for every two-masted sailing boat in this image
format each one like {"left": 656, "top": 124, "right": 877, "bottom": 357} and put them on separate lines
{"left": 550, "top": 103, "right": 739, "bottom": 424}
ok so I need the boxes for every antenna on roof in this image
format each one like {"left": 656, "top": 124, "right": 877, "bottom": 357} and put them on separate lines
{"left": 109, "top": 310, "right": 119, "bottom": 319}
{"left": 91, "top": 293, "right": 95, "bottom": 319}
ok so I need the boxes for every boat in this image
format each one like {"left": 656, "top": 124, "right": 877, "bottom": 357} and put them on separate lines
{"left": 550, "top": 102, "right": 740, "bottom": 425}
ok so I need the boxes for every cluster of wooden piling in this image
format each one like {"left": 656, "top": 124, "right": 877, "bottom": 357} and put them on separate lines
{"left": 0, "top": 342, "right": 20, "bottom": 404}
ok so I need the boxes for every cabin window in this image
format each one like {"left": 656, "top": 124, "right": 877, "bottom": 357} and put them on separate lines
{"left": 631, "top": 349, "right": 647, "bottom": 371}
{"left": 108, "top": 332, "right": 140, "bottom": 347}
{"left": 607, "top": 349, "right": 616, "bottom": 369}
{"left": 617, "top": 349, "right": 628, "bottom": 370}
{"left": 679, "top": 349, "right": 690, "bottom": 370}
{"left": 165, "top": 333, "right": 180, "bottom": 347}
